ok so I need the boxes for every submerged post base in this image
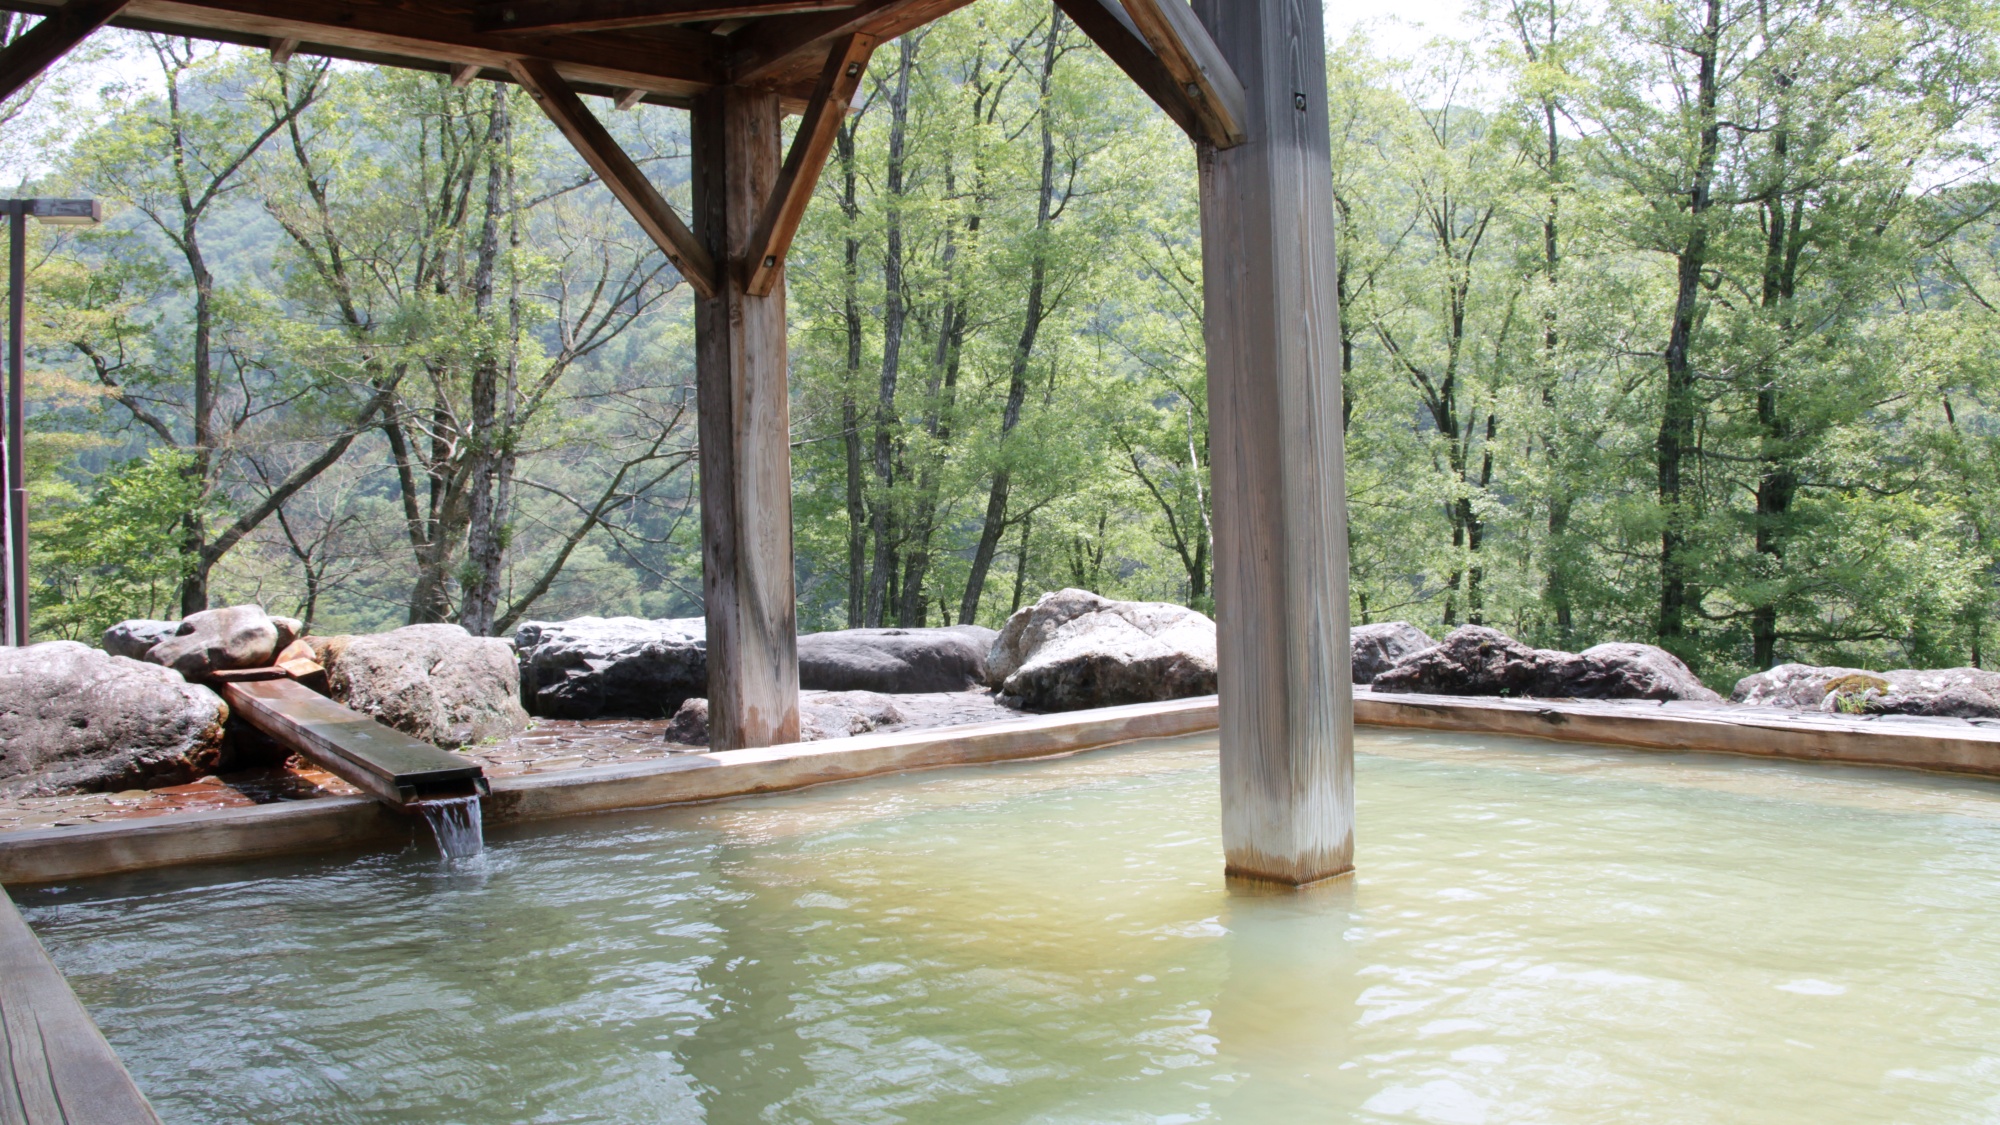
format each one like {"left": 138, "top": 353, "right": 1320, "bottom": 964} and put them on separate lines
{"left": 1223, "top": 856, "right": 1355, "bottom": 890}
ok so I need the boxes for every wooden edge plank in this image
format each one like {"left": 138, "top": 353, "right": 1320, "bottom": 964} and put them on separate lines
{"left": 0, "top": 798, "right": 408, "bottom": 887}
{"left": 1351, "top": 688, "right": 2000, "bottom": 776}
{"left": 0, "top": 699, "right": 1221, "bottom": 885}
{"left": 0, "top": 889, "right": 164, "bottom": 1123}
{"left": 0, "top": 0, "right": 128, "bottom": 103}
{"left": 1116, "top": 0, "right": 1246, "bottom": 147}
{"left": 743, "top": 31, "right": 873, "bottom": 295}
{"left": 477, "top": 0, "right": 852, "bottom": 35}
{"left": 486, "top": 696, "right": 1222, "bottom": 820}
{"left": 505, "top": 56, "right": 720, "bottom": 298}
{"left": 1051, "top": 0, "right": 1201, "bottom": 143}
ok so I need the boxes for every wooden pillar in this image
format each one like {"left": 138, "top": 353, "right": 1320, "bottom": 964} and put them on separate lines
{"left": 692, "top": 87, "right": 800, "bottom": 750}
{"left": 1193, "top": 0, "right": 1354, "bottom": 885}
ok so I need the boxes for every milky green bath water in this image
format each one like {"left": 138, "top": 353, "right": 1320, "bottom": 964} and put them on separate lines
{"left": 21, "top": 730, "right": 2000, "bottom": 1124}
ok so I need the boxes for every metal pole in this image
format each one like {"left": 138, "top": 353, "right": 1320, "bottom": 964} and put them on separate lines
{"left": 7, "top": 204, "right": 25, "bottom": 647}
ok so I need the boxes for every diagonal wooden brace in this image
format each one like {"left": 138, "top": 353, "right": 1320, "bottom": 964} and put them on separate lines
{"left": 742, "top": 32, "right": 875, "bottom": 297}
{"left": 0, "top": 0, "right": 130, "bottom": 105}
{"left": 507, "top": 56, "right": 720, "bottom": 299}
{"left": 1057, "top": 0, "right": 1244, "bottom": 149}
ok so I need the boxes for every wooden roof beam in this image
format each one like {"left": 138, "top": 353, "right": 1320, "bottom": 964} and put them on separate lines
{"left": 1058, "top": 0, "right": 1243, "bottom": 149}
{"left": 1051, "top": 0, "right": 1198, "bottom": 141}
{"left": 727, "top": 0, "right": 969, "bottom": 87}
{"left": 0, "top": 0, "right": 128, "bottom": 103}
{"left": 743, "top": 31, "right": 872, "bottom": 295}
{"left": 477, "top": 0, "right": 854, "bottom": 36}
{"left": 506, "top": 56, "right": 719, "bottom": 298}
{"left": 1119, "top": 0, "right": 1244, "bottom": 147}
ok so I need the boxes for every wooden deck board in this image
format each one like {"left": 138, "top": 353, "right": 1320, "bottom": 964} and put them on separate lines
{"left": 0, "top": 889, "right": 161, "bottom": 1124}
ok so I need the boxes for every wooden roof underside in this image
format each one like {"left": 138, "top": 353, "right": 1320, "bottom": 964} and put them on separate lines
{"left": 0, "top": 0, "right": 973, "bottom": 108}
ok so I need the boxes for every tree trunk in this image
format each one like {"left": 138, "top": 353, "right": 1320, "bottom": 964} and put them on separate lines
{"left": 864, "top": 37, "right": 917, "bottom": 628}
{"left": 1656, "top": 0, "right": 1722, "bottom": 658}
{"left": 461, "top": 84, "right": 511, "bottom": 636}
{"left": 958, "top": 14, "right": 1062, "bottom": 625}
{"left": 837, "top": 118, "right": 868, "bottom": 629}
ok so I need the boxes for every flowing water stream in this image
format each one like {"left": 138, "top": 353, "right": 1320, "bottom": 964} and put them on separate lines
{"left": 416, "top": 794, "right": 484, "bottom": 860}
{"left": 21, "top": 729, "right": 2000, "bottom": 1123}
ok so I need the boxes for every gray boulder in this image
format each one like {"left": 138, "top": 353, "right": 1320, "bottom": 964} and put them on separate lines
{"left": 312, "top": 624, "right": 529, "bottom": 748}
{"left": 1371, "top": 625, "right": 1720, "bottom": 701}
{"left": 144, "top": 605, "right": 302, "bottom": 678}
{"left": 799, "top": 626, "right": 997, "bottom": 693}
{"left": 514, "top": 616, "right": 707, "bottom": 719}
{"left": 1562, "top": 643, "right": 1722, "bottom": 702}
{"left": 1351, "top": 622, "right": 1435, "bottom": 685}
{"left": 1732, "top": 663, "right": 2000, "bottom": 718}
{"left": 0, "top": 642, "right": 229, "bottom": 795}
{"left": 1369, "top": 625, "right": 1566, "bottom": 697}
{"left": 663, "top": 691, "right": 908, "bottom": 747}
{"left": 102, "top": 619, "right": 179, "bottom": 661}
{"left": 987, "top": 589, "right": 1217, "bottom": 712}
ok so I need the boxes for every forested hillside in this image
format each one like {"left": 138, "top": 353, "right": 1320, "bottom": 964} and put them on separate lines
{"left": 9, "top": 0, "right": 2000, "bottom": 688}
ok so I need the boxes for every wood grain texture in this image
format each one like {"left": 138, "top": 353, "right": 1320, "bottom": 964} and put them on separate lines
{"left": 1194, "top": 0, "right": 1353, "bottom": 886}
{"left": 743, "top": 32, "right": 874, "bottom": 295}
{"left": 724, "top": 0, "right": 970, "bottom": 87}
{"left": 220, "top": 679, "right": 486, "bottom": 807}
{"left": 508, "top": 56, "right": 719, "bottom": 298}
{"left": 693, "top": 87, "right": 801, "bottom": 750}
{"left": 0, "top": 0, "right": 128, "bottom": 104}
{"left": 1117, "top": 0, "right": 1245, "bottom": 146}
{"left": 72, "top": 0, "right": 725, "bottom": 94}
{"left": 0, "top": 889, "right": 165, "bottom": 1123}
{"left": 476, "top": 0, "right": 850, "bottom": 34}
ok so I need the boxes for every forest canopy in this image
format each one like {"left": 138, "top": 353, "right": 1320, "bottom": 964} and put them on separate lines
{"left": 8, "top": 0, "right": 2000, "bottom": 690}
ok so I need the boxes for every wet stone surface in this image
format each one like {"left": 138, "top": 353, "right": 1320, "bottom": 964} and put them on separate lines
{"left": 0, "top": 761, "right": 356, "bottom": 834}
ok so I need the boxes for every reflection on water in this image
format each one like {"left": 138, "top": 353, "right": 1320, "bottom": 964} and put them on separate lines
{"left": 22, "top": 730, "right": 2000, "bottom": 1123}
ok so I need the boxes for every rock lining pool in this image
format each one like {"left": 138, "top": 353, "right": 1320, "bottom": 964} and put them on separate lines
{"left": 20, "top": 730, "right": 2000, "bottom": 1123}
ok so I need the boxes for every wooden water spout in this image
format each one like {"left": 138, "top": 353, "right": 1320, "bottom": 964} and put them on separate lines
{"left": 219, "top": 678, "right": 489, "bottom": 811}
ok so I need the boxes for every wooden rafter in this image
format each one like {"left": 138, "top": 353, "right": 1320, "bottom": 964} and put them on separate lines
{"left": 1118, "top": 0, "right": 1244, "bottom": 147}
{"left": 477, "top": 0, "right": 854, "bottom": 35}
{"left": 0, "top": 0, "right": 727, "bottom": 103}
{"left": 507, "top": 56, "right": 719, "bottom": 298}
{"left": 726, "top": 0, "right": 970, "bottom": 87}
{"left": 743, "top": 32, "right": 872, "bottom": 295}
{"left": 0, "top": 0, "right": 128, "bottom": 103}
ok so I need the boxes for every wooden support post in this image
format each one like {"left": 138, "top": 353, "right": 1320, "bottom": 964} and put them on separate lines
{"left": 270, "top": 35, "right": 301, "bottom": 63}
{"left": 508, "top": 56, "right": 720, "bottom": 298}
{"left": 0, "top": 0, "right": 129, "bottom": 104}
{"left": 743, "top": 32, "right": 874, "bottom": 296}
{"left": 1193, "top": 0, "right": 1353, "bottom": 886}
{"left": 450, "top": 61, "right": 482, "bottom": 86}
{"left": 692, "top": 86, "right": 800, "bottom": 750}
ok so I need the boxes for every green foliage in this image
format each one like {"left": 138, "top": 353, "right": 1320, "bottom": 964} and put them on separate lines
{"left": 32, "top": 448, "right": 198, "bottom": 639}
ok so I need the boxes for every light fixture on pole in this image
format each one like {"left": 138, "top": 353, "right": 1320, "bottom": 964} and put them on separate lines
{"left": 2, "top": 198, "right": 102, "bottom": 647}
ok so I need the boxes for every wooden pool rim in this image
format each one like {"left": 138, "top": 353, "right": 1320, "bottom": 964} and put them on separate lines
{"left": 9, "top": 688, "right": 2000, "bottom": 888}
